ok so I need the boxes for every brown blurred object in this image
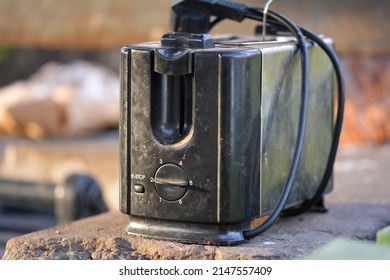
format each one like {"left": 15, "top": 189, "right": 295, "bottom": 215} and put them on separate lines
{"left": 0, "top": 61, "right": 119, "bottom": 138}
{"left": 340, "top": 56, "right": 390, "bottom": 146}
{"left": 0, "top": 0, "right": 389, "bottom": 145}
{"left": 0, "top": 0, "right": 388, "bottom": 56}
{"left": 0, "top": 0, "right": 170, "bottom": 50}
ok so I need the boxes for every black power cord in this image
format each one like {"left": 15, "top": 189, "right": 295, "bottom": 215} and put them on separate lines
{"left": 171, "top": 0, "right": 344, "bottom": 239}
{"left": 244, "top": 10, "right": 345, "bottom": 218}
{"left": 240, "top": 8, "right": 310, "bottom": 239}
{"left": 281, "top": 27, "right": 345, "bottom": 217}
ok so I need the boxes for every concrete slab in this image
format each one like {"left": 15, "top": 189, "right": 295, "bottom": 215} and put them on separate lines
{"left": 2, "top": 203, "right": 389, "bottom": 260}
{"left": 3, "top": 144, "right": 390, "bottom": 260}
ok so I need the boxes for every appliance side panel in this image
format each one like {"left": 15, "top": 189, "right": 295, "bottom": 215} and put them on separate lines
{"left": 260, "top": 43, "right": 334, "bottom": 215}
{"left": 260, "top": 45, "right": 300, "bottom": 215}
{"left": 293, "top": 42, "right": 334, "bottom": 202}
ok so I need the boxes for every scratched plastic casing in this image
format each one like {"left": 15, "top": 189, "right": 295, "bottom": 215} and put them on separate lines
{"left": 119, "top": 33, "right": 334, "bottom": 244}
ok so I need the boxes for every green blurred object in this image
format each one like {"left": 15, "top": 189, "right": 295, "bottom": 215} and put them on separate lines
{"left": 377, "top": 226, "right": 390, "bottom": 245}
{"left": 0, "top": 45, "right": 9, "bottom": 63}
{"left": 302, "top": 238, "right": 390, "bottom": 260}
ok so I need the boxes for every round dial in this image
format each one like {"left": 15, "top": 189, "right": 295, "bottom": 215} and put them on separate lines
{"left": 153, "top": 163, "right": 189, "bottom": 201}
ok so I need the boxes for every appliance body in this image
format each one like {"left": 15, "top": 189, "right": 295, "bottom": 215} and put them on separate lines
{"left": 120, "top": 32, "right": 334, "bottom": 244}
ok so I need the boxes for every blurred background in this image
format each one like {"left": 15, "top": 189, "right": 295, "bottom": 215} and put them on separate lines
{"left": 0, "top": 0, "right": 389, "bottom": 257}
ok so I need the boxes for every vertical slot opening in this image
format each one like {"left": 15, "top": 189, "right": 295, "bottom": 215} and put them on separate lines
{"left": 151, "top": 73, "right": 193, "bottom": 145}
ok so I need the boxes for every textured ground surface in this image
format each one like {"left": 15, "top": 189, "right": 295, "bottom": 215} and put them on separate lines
{"left": 3, "top": 144, "right": 390, "bottom": 260}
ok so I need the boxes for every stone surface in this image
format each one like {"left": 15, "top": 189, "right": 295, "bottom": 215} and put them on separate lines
{"left": 2, "top": 205, "right": 389, "bottom": 260}
{"left": 3, "top": 144, "right": 390, "bottom": 260}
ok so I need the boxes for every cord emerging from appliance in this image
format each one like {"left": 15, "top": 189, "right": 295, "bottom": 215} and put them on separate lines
{"left": 262, "top": 0, "right": 275, "bottom": 40}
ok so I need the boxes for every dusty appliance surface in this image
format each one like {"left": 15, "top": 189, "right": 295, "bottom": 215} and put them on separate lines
{"left": 119, "top": 32, "right": 334, "bottom": 244}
